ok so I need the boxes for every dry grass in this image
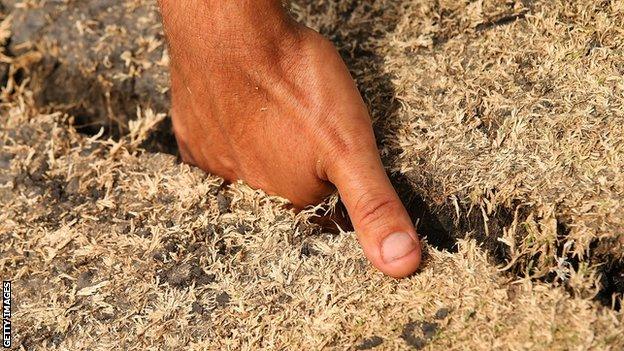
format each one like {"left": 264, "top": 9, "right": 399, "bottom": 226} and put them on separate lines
{"left": 385, "top": 0, "right": 624, "bottom": 277}
{"left": 1, "top": 92, "right": 622, "bottom": 350}
{"left": 1, "top": 0, "right": 624, "bottom": 349}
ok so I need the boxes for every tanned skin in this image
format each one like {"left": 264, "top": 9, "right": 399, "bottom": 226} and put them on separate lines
{"left": 158, "top": 0, "right": 421, "bottom": 278}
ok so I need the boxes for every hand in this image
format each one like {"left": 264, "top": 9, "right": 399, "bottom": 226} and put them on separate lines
{"left": 159, "top": 0, "right": 421, "bottom": 278}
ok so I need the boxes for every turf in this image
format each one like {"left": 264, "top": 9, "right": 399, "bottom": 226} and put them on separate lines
{"left": 1, "top": 0, "right": 624, "bottom": 349}
{"left": 1, "top": 99, "right": 622, "bottom": 349}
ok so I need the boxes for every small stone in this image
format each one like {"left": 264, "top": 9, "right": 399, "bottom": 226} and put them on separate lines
{"left": 191, "top": 301, "right": 205, "bottom": 314}
{"left": 434, "top": 307, "right": 449, "bottom": 319}
{"left": 216, "top": 193, "right": 230, "bottom": 214}
{"left": 216, "top": 291, "right": 230, "bottom": 307}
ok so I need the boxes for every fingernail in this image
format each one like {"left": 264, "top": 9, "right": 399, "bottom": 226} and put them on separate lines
{"left": 381, "top": 232, "right": 418, "bottom": 263}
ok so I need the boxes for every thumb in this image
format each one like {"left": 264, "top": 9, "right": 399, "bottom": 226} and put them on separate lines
{"left": 324, "top": 143, "right": 421, "bottom": 278}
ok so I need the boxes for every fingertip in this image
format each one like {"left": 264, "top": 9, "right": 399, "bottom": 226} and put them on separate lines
{"left": 323, "top": 143, "right": 422, "bottom": 278}
{"left": 380, "top": 234, "right": 422, "bottom": 278}
{"left": 364, "top": 231, "right": 422, "bottom": 278}
{"left": 381, "top": 232, "right": 418, "bottom": 263}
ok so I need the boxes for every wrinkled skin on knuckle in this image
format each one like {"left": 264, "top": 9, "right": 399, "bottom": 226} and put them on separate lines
{"left": 318, "top": 128, "right": 378, "bottom": 184}
{"left": 352, "top": 192, "right": 400, "bottom": 230}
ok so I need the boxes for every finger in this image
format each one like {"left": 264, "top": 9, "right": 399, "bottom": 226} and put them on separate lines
{"left": 324, "top": 138, "right": 421, "bottom": 278}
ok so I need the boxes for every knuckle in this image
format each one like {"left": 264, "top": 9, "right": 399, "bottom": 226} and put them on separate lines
{"left": 322, "top": 128, "right": 368, "bottom": 167}
{"left": 328, "top": 132, "right": 358, "bottom": 156}
{"left": 353, "top": 193, "right": 400, "bottom": 228}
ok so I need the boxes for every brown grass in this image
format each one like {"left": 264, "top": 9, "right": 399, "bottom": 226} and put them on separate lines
{"left": 1, "top": 0, "right": 624, "bottom": 349}
{"left": 1, "top": 96, "right": 622, "bottom": 349}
